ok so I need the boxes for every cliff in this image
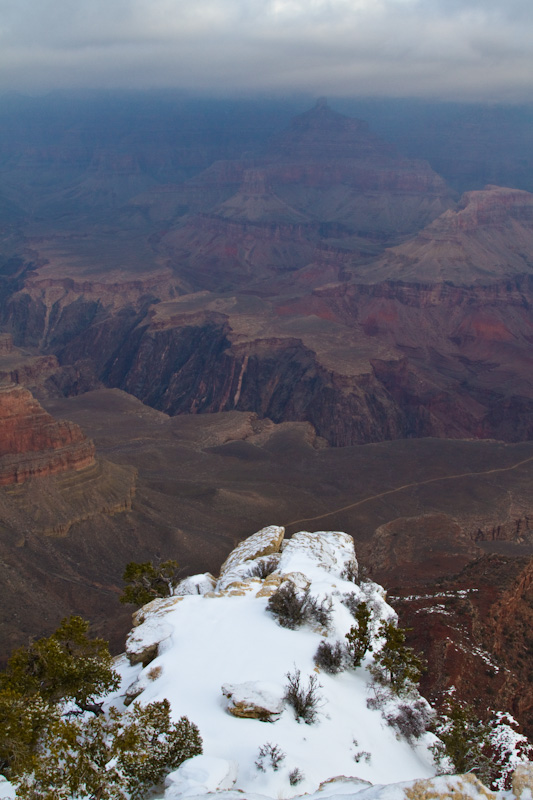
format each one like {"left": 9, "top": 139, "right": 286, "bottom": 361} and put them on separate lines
{"left": 0, "top": 385, "right": 95, "bottom": 485}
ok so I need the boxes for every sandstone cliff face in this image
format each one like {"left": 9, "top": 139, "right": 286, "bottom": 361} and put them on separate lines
{"left": 0, "top": 385, "right": 95, "bottom": 485}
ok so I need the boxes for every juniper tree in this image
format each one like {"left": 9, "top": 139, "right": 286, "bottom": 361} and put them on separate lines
{"left": 345, "top": 601, "right": 372, "bottom": 667}
{"left": 15, "top": 700, "right": 202, "bottom": 800}
{"left": 370, "top": 620, "right": 424, "bottom": 694}
{"left": 0, "top": 618, "right": 203, "bottom": 799}
{"left": 120, "top": 559, "right": 181, "bottom": 606}
{"left": 0, "top": 615, "right": 119, "bottom": 715}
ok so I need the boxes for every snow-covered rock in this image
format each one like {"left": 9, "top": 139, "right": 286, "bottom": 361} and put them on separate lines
{"left": 175, "top": 573, "right": 217, "bottom": 596}
{"left": 165, "top": 755, "right": 238, "bottom": 797}
{"left": 218, "top": 525, "right": 285, "bottom": 580}
{"left": 126, "top": 600, "right": 179, "bottom": 665}
{"left": 512, "top": 764, "right": 533, "bottom": 800}
{"left": 222, "top": 681, "right": 285, "bottom": 721}
{"left": 132, "top": 595, "right": 184, "bottom": 627}
{"left": 277, "top": 531, "right": 358, "bottom": 582}
{"left": 351, "top": 774, "right": 497, "bottom": 800}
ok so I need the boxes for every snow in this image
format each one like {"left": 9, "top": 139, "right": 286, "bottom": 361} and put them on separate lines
{"left": 165, "top": 755, "right": 238, "bottom": 796}
{"left": 0, "top": 774, "right": 16, "bottom": 800}
{"left": 111, "top": 528, "right": 439, "bottom": 800}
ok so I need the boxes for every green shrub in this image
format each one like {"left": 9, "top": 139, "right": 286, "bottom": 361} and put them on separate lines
{"left": 15, "top": 700, "right": 202, "bottom": 800}
{"left": 120, "top": 560, "right": 181, "bottom": 606}
{"left": 345, "top": 601, "right": 373, "bottom": 668}
{"left": 370, "top": 620, "right": 424, "bottom": 694}
{"left": 0, "top": 615, "right": 119, "bottom": 715}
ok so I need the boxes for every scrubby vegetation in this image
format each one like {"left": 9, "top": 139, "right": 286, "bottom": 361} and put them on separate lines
{"left": 384, "top": 699, "right": 433, "bottom": 742}
{"left": 267, "top": 583, "right": 331, "bottom": 630}
{"left": 120, "top": 559, "right": 181, "bottom": 606}
{"left": 431, "top": 700, "right": 533, "bottom": 790}
{"left": 314, "top": 639, "right": 345, "bottom": 673}
{"left": 289, "top": 767, "right": 305, "bottom": 785}
{"left": 284, "top": 668, "right": 322, "bottom": 724}
{"left": 0, "top": 617, "right": 202, "bottom": 799}
{"left": 255, "top": 742, "right": 286, "bottom": 772}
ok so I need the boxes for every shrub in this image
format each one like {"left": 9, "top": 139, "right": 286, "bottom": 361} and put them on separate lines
{"left": 314, "top": 640, "right": 346, "bottom": 674}
{"left": 345, "top": 601, "right": 373, "bottom": 668}
{"left": 307, "top": 594, "right": 333, "bottom": 628}
{"left": 289, "top": 767, "right": 305, "bottom": 785}
{"left": 431, "top": 700, "right": 493, "bottom": 784}
{"left": 341, "top": 560, "right": 359, "bottom": 583}
{"left": 370, "top": 621, "right": 424, "bottom": 694}
{"left": 284, "top": 669, "right": 322, "bottom": 724}
{"left": 15, "top": 700, "right": 202, "bottom": 800}
{"left": 0, "top": 615, "right": 119, "bottom": 715}
{"left": 255, "top": 742, "right": 286, "bottom": 772}
{"left": 341, "top": 591, "right": 361, "bottom": 617}
{"left": 267, "top": 584, "right": 331, "bottom": 630}
{"left": 384, "top": 700, "right": 432, "bottom": 742}
{"left": 120, "top": 560, "right": 181, "bottom": 606}
{"left": 247, "top": 556, "right": 280, "bottom": 579}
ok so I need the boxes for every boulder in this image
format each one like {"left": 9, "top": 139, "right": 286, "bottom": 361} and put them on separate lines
{"left": 221, "top": 680, "right": 285, "bottom": 721}
{"left": 126, "top": 601, "right": 178, "bottom": 666}
{"left": 218, "top": 525, "right": 285, "bottom": 579}
{"left": 512, "top": 764, "right": 533, "bottom": 800}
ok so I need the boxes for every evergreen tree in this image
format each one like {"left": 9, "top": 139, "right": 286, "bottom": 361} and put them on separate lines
{"left": 0, "top": 615, "right": 120, "bottom": 715}
{"left": 370, "top": 620, "right": 424, "bottom": 694}
{"left": 345, "top": 601, "right": 372, "bottom": 667}
{"left": 15, "top": 700, "right": 202, "bottom": 800}
{"left": 120, "top": 560, "right": 181, "bottom": 606}
{"left": 0, "top": 618, "right": 203, "bottom": 799}
{"left": 431, "top": 700, "right": 495, "bottom": 784}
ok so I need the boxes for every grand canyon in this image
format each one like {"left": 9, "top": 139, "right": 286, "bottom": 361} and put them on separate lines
{"left": 1, "top": 93, "right": 533, "bottom": 740}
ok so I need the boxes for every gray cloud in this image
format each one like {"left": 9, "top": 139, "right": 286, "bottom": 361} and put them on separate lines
{"left": 1, "top": 0, "right": 533, "bottom": 100}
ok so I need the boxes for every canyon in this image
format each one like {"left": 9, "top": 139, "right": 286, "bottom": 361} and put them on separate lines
{"left": 0, "top": 95, "right": 533, "bottom": 740}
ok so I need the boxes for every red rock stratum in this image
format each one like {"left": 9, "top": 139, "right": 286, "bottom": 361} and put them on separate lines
{"left": 0, "top": 385, "right": 95, "bottom": 485}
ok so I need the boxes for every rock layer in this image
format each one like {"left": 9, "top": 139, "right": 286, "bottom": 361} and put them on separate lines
{"left": 0, "top": 385, "right": 95, "bottom": 485}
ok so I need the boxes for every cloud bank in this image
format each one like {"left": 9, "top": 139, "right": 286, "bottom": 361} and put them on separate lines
{"left": 1, "top": 0, "right": 533, "bottom": 100}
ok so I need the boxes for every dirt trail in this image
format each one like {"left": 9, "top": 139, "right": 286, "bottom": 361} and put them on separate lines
{"left": 285, "top": 454, "right": 533, "bottom": 529}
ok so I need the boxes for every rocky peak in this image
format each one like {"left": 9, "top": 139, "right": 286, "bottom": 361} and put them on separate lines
{"left": 451, "top": 185, "right": 533, "bottom": 230}
{"left": 267, "top": 100, "right": 396, "bottom": 162}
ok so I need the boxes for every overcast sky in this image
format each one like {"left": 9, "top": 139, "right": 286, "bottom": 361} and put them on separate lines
{"left": 1, "top": 0, "right": 533, "bottom": 101}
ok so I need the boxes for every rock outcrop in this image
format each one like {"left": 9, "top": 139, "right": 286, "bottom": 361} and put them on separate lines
{"left": 221, "top": 681, "right": 285, "bottom": 721}
{"left": 0, "top": 385, "right": 95, "bottom": 485}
